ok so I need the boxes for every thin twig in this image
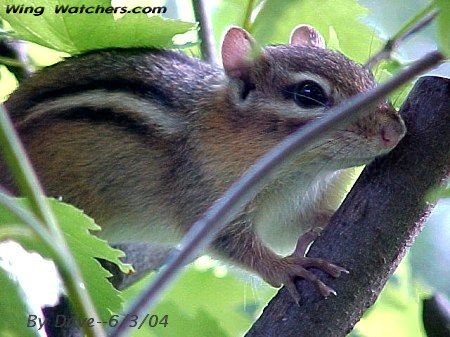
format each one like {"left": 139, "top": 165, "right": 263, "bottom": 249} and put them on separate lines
{"left": 365, "top": 4, "right": 438, "bottom": 69}
{"left": 0, "top": 39, "right": 33, "bottom": 80}
{"left": 0, "top": 190, "right": 52, "bottom": 247}
{"left": 0, "top": 105, "right": 61, "bottom": 240}
{"left": 192, "top": 0, "right": 216, "bottom": 64}
{"left": 0, "top": 56, "right": 24, "bottom": 68}
{"left": 0, "top": 104, "right": 106, "bottom": 337}
{"left": 242, "top": 0, "right": 257, "bottom": 32}
{"left": 108, "top": 51, "right": 444, "bottom": 337}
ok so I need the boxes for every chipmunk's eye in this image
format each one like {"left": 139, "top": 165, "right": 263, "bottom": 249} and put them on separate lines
{"left": 291, "top": 80, "right": 328, "bottom": 108}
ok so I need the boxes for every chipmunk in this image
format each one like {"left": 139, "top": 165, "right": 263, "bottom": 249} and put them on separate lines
{"left": 1, "top": 25, "right": 406, "bottom": 302}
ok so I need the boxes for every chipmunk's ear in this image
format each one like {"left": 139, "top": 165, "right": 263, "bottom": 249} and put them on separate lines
{"left": 289, "top": 24, "right": 325, "bottom": 48}
{"left": 221, "top": 27, "right": 261, "bottom": 80}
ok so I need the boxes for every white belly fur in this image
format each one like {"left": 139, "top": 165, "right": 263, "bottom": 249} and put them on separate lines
{"left": 254, "top": 170, "right": 342, "bottom": 255}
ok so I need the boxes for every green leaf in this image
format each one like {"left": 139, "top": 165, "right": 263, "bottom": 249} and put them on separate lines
{"left": 434, "top": 0, "right": 450, "bottom": 55}
{"left": 251, "top": 0, "right": 383, "bottom": 63}
{"left": 426, "top": 185, "right": 450, "bottom": 203}
{"left": 151, "top": 303, "right": 229, "bottom": 337}
{"left": 122, "top": 262, "right": 276, "bottom": 337}
{"left": 0, "top": 198, "right": 132, "bottom": 320}
{"left": 0, "top": 268, "right": 40, "bottom": 337}
{"left": 0, "top": 0, "right": 196, "bottom": 54}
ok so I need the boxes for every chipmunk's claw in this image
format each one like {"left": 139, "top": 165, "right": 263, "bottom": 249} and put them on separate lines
{"left": 264, "top": 254, "right": 347, "bottom": 303}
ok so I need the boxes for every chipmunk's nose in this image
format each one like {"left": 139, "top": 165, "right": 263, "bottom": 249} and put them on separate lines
{"left": 380, "top": 123, "right": 403, "bottom": 148}
{"left": 378, "top": 104, "right": 406, "bottom": 149}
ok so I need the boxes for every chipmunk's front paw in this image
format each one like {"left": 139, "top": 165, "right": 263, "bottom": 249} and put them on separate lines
{"left": 264, "top": 255, "right": 348, "bottom": 304}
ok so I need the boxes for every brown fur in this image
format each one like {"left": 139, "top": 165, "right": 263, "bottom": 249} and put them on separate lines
{"left": 1, "top": 27, "right": 406, "bottom": 300}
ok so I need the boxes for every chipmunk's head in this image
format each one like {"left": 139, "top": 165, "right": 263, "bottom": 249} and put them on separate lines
{"left": 220, "top": 25, "right": 406, "bottom": 170}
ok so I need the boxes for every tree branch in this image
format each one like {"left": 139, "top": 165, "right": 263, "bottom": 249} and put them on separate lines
{"left": 192, "top": 0, "right": 217, "bottom": 64}
{"left": 245, "top": 76, "right": 450, "bottom": 337}
{"left": 365, "top": 5, "right": 438, "bottom": 69}
{"left": 423, "top": 293, "right": 450, "bottom": 337}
